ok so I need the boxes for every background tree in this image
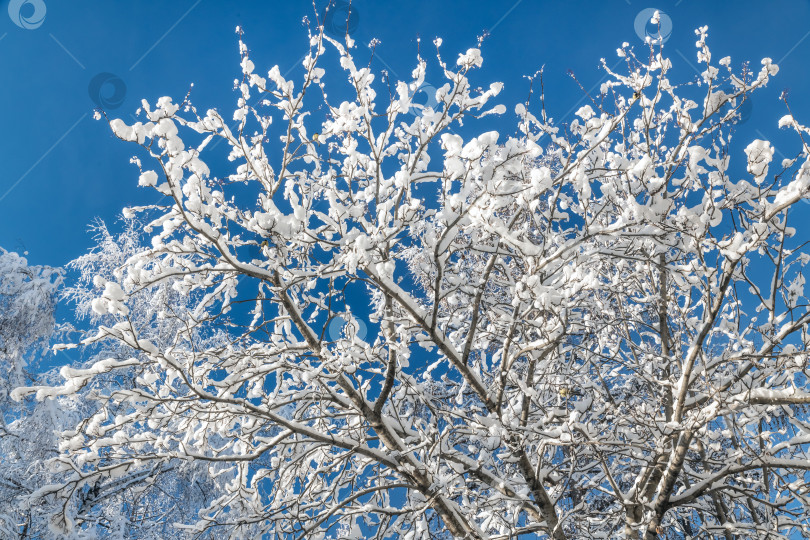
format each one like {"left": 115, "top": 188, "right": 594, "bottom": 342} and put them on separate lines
{"left": 1, "top": 225, "right": 221, "bottom": 539}
{"left": 15, "top": 14, "right": 810, "bottom": 538}
{"left": 0, "top": 247, "right": 64, "bottom": 537}
{"left": 55, "top": 220, "right": 222, "bottom": 539}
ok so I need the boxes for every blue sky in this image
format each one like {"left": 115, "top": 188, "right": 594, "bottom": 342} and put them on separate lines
{"left": 2, "top": 0, "right": 810, "bottom": 269}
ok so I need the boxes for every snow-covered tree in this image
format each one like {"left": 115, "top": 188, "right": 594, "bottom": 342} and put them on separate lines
{"left": 0, "top": 248, "right": 62, "bottom": 388}
{"left": 52, "top": 220, "right": 223, "bottom": 538}
{"left": 0, "top": 248, "right": 64, "bottom": 537}
{"left": 16, "top": 14, "right": 810, "bottom": 538}
{"left": 1, "top": 227, "right": 221, "bottom": 539}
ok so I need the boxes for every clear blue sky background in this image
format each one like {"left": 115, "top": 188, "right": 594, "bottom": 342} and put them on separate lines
{"left": 2, "top": 0, "right": 810, "bottom": 269}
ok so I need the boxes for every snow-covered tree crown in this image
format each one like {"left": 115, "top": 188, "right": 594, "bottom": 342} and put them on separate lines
{"left": 15, "top": 15, "right": 810, "bottom": 539}
{"left": 0, "top": 248, "right": 62, "bottom": 385}
{"left": 0, "top": 249, "right": 65, "bottom": 537}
